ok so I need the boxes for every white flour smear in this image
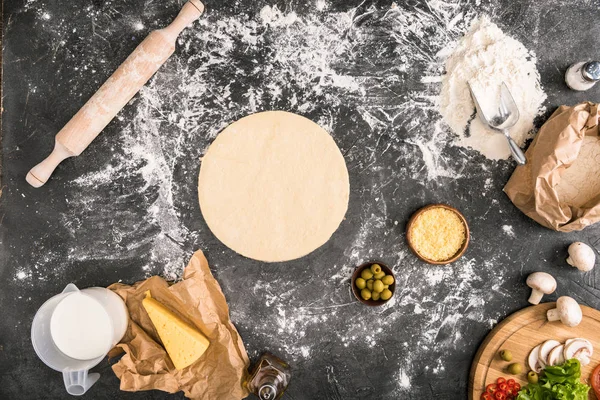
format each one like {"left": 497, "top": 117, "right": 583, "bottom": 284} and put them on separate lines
{"left": 502, "top": 225, "right": 516, "bottom": 238}
{"left": 439, "top": 16, "right": 547, "bottom": 160}
{"left": 55, "top": 2, "right": 485, "bottom": 280}
{"left": 236, "top": 252, "right": 510, "bottom": 396}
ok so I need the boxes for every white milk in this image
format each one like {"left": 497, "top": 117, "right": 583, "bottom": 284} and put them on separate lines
{"left": 50, "top": 292, "right": 113, "bottom": 360}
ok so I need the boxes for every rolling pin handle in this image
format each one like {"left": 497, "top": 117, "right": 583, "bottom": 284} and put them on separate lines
{"left": 26, "top": 141, "right": 74, "bottom": 188}
{"left": 189, "top": 0, "right": 205, "bottom": 14}
{"left": 163, "top": 0, "right": 205, "bottom": 39}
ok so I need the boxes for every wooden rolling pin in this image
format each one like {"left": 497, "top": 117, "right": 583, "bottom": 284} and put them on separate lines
{"left": 26, "top": 0, "right": 205, "bottom": 187}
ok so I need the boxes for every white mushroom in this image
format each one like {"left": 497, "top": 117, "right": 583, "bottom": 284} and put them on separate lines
{"left": 547, "top": 296, "right": 582, "bottom": 327}
{"left": 526, "top": 272, "right": 557, "bottom": 304}
{"left": 566, "top": 242, "right": 596, "bottom": 272}
{"left": 565, "top": 337, "right": 592, "bottom": 348}
{"left": 528, "top": 345, "right": 545, "bottom": 373}
{"left": 547, "top": 344, "right": 565, "bottom": 366}
{"left": 539, "top": 339, "right": 561, "bottom": 364}
{"left": 564, "top": 339, "right": 593, "bottom": 366}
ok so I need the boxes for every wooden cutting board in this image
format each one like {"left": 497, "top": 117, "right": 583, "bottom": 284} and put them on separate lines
{"left": 469, "top": 302, "right": 600, "bottom": 399}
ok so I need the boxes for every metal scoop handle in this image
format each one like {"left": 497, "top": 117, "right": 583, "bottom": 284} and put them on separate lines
{"left": 503, "top": 129, "right": 527, "bottom": 165}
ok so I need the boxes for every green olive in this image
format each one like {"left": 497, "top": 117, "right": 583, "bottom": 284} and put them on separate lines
{"left": 499, "top": 350, "right": 512, "bottom": 362}
{"left": 355, "top": 278, "right": 366, "bottom": 290}
{"left": 373, "top": 280, "right": 384, "bottom": 293}
{"left": 361, "top": 269, "right": 373, "bottom": 280}
{"left": 372, "top": 291, "right": 381, "bottom": 301}
{"left": 507, "top": 363, "right": 522, "bottom": 375}
{"left": 380, "top": 289, "right": 392, "bottom": 301}
{"left": 382, "top": 275, "right": 394, "bottom": 285}
{"left": 360, "top": 289, "right": 372, "bottom": 300}
{"left": 366, "top": 280, "right": 374, "bottom": 290}
{"left": 370, "top": 264, "right": 382, "bottom": 274}
{"left": 373, "top": 271, "right": 385, "bottom": 280}
{"left": 527, "top": 371, "right": 538, "bottom": 384}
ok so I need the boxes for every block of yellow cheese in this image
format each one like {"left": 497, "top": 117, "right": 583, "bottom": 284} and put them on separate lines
{"left": 142, "top": 295, "right": 210, "bottom": 370}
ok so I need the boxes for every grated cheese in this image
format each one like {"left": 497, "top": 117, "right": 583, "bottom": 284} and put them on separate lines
{"left": 410, "top": 207, "right": 466, "bottom": 261}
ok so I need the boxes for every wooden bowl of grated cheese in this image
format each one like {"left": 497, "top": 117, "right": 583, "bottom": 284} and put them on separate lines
{"left": 406, "top": 204, "right": 469, "bottom": 265}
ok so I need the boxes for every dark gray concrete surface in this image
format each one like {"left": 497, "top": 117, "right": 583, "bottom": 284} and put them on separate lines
{"left": 1, "top": 0, "right": 600, "bottom": 399}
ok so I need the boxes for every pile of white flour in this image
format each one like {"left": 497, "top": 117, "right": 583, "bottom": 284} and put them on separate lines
{"left": 439, "top": 16, "right": 547, "bottom": 160}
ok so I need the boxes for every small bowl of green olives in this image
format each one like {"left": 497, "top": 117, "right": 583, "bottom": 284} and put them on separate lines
{"left": 351, "top": 261, "right": 396, "bottom": 306}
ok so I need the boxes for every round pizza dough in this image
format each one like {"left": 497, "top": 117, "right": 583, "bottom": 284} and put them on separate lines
{"left": 198, "top": 111, "right": 349, "bottom": 262}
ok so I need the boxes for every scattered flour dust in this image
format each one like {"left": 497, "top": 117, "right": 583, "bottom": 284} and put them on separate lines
{"left": 502, "top": 225, "right": 515, "bottom": 238}
{"left": 15, "top": 270, "right": 30, "bottom": 280}
{"left": 239, "top": 252, "right": 509, "bottom": 396}
{"left": 555, "top": 136, "right": 600, "bottom": 207}
{"left": 397, "top": 368, "right": 411, "bottom": 388}
{"left": 27, "top": 3, "right": 517, "bottom": 289}
{"left": 19, "top": 1, "right": 519, "bottom": 395}
{"left": 439, "top": 16, "right": 547, "bottom": 160}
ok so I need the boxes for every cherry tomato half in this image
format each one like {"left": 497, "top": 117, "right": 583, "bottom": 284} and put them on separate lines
{"left": 591, "top": 364, "right": 600, "bottom": 399}
{"left": 496, "top": 377, "right": 507, "bottom": 385}
{"left": 513, "top": 382, "right": 521, "bottom": 391}
{"left": 481, "top": 393, "right": 494, "bottom": 400}
{"left": 494, "top": 390, "right": 507, "bottom": 400}
{"left": 486, "top": 383, "right": 497, "bottom": 393}
{"left": 506, "top": 379, "right": 515, "bottom": 388}
{"left": 498, "top": 382, "right": 508, "bottom": 392}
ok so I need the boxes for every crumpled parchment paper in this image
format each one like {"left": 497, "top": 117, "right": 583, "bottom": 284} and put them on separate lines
{"left": 107, "top": 250, "right": 250, "bottom": 399}
{"left": 504, "top": 102, "right": 600, "bottom": 232}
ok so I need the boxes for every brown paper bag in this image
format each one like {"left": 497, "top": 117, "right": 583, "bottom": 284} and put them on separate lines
{"left": 504, "top": 102, "right": 600, "bottom": 232}
{"left": 107, "top": 251, "right": 250, "bottom": 399}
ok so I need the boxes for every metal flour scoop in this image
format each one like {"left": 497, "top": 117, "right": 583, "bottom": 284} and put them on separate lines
{"left": 469, "top": 82, "right": 527, "bottom": 165}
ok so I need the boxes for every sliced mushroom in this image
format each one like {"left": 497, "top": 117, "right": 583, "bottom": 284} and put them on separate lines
{"left": 528, "top": 344, "right": 545, "bottom": 373}
{"left": 547, "top": 344, "right": 565, "bottom": 366}
{"left": 539, "top": 339, "right": 561, "bottom": 365}
{"left": 565, "top": 337, "right": 592, "bottom": 348}
{"left": 564, "top": 339, "right": 593, "bottom": 366}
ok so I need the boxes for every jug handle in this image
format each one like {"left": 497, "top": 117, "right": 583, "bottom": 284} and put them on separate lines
{"left": 62, "top": 283, "right": 79, "bottom": 294}
{"left": 62, "top": 369, "right": 100, "bottom": 396}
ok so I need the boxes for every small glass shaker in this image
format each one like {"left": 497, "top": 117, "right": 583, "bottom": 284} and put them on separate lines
{"left": 565, "top": 61, "right": 600, "bottom": 91}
